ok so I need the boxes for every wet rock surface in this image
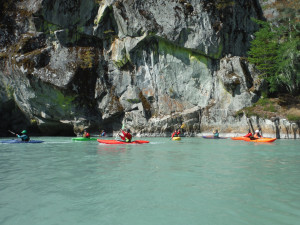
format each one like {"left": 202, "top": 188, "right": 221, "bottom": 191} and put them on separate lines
{"left": 0, "top": 0, "right": 298, "bottom": 138}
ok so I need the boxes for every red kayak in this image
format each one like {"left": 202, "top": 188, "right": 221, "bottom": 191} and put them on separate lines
{"left": 232, "top": 136, "right": 276, "bottom": 142}
{"left": 97, "top": 139, "right": 149, "bottom": 144}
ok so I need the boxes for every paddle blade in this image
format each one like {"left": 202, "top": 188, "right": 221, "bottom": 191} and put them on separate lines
{"left": 8, "top": 130, "right": 15, "bottom": 135}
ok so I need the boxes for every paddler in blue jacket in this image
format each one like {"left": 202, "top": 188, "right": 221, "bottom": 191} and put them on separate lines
{"left": 100, "top": 130, "right": 106, "bottom": 137}
{"left": 16, "top": 130, "right": 30, "bottom": 142}
{"left": 213, "top": 129, "right": 219, "bottom": 138}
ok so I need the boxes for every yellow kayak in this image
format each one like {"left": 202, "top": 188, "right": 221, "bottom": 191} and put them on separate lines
{"left": 172, "top": 137, "right": 181, "bottom": 141}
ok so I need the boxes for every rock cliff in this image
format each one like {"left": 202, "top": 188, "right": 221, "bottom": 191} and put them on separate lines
{"left": 0, "top": 0, "right": 298, "bottom": 138}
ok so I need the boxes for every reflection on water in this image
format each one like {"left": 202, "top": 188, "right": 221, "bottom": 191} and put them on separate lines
{"left": 97, "top": 145, "right": 129, "bottom": 154}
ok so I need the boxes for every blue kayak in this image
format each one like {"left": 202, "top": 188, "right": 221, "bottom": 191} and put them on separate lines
{"left": 0, "top": 139, "right": 44, "bottom": 144}
{"left": 202, "top": 136, "right": 227, "bottom": 139}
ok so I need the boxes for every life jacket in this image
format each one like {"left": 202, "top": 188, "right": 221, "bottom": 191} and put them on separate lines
{"left": 122, "top": 130, "right": 132, "bottom": 142}
{"left": 244, "top": 133, "right": 252, "bottom": 137}
{"left": 20, "top": 134, "right": 30, "bottom": 141}
{"left": 254, "top": 133, "right": 261, "bottom": 138}
{"left": 172, "top": 131, "right": 180, "bottom": 138}
{"left": 171, "top": 132, "right": 176, "bottom": 138}
{"left": 83, "top": 132, "right": 90, "bottom": 138}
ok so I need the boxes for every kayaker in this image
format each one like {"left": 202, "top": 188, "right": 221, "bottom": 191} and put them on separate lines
{"left": 244, "top": 129, "right": 253, "bottom": 138}
{"left": 100, "top": 130, "right": 106, "bottom": 137}
{"left": 213, "top": 129, "right": 219, "bottom": 138}
{"left": 171, "top": 129, "right": 181, "bottom": 138}
{"left": 253, "top": 130, "right": 262, "bottom": 139}
{"left": 83, "top": 130, "right": 90, "bottom": 138}
{"left": 16, "top": 130, "right": 30, "bottom": 142}
{"left": 119, "top": 129, "right": 132, "bottom": 142}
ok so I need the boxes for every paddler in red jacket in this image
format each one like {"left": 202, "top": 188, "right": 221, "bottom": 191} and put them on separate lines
{"left": 243, "top": 129, "right": 253, "bottom": 138}
{"left": 83, "top": 130, "right": 90, "bottom": 138}
{"left": 119, "top": 129, "right": 132, "bottom": 142}
{"left": 171, "top": 129, "right": 181, "bottom": 138}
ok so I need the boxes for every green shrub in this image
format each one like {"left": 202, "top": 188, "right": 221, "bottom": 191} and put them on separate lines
{"left": 287, "top": 114, "right": 300, "bottom": 121}
{"left": 255, "top": 98, "right": 270, "bottom": 106}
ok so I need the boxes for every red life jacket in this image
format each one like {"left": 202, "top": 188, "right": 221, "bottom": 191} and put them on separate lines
{"left": 244, "top": 133, "right": 252, "bottom": 137}
{"left": 172, "top": 131, "right": 180, "bottom": 138}
{"left": 121, "top": 130, "right": 132, "bottom": 142}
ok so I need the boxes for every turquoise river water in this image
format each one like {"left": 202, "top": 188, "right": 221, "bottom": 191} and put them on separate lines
{"left": 1, "top": 137, "right": 300, "bottom": 225}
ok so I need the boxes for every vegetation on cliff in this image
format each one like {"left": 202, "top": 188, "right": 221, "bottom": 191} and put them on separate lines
{"left": 236, "top": 95, "right": 300, "bottom": 122}
{"left": 247, "top": 0, "right": 300, "bottom": 96}
{"left": 236, "top": 0, "right": 300, "bottom": 123}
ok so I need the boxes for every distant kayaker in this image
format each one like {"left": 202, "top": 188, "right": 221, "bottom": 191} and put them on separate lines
{"left": 171, "top": 129, "right": 181, "bottom": 138}
{"left": 213, "top": 129, "right": 219, "bottom": 138}
{"left": 253, "top": 130, "right": 262, "bottom": 139}
{"left": 16, "top": 130, "right": 30, "bottom": 142}
{"left": 119, "top": 129, "right": 132, "bottom": 142}
{"left": 100, "top": 130, "right": 106, "bottom": 137}
{"left": 83, "top": 130, "right": 90, "bottom": 138}
{"left": 244, "top": 129, "right": 253, "bottom": 138}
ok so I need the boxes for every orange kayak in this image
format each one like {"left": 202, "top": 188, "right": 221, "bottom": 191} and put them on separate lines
{"left": 244, "top": 137, "right": 276, "bottom": 143}
{"left": 231, "top": 136, "right": 248, "bottom": 141}
{"left": 232, "top": 136, "right": 276, "bottom": 142}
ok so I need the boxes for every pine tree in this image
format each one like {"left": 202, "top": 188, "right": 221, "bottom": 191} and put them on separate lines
{"left": 275, "top": 25, "right": 300, "bottom": 95}
{"left": 247, "top": 20, "right": 279, "bottom": 83}
{"left": 262, "top": 0, "right": 300, "bottom": 95}
{"left": 248, "top": 4, "right": 300, "bottom": 96}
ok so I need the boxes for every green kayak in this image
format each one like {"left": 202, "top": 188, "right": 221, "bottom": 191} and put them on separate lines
{"left": 72, "top": 137, "right": 98, "bottom": 141}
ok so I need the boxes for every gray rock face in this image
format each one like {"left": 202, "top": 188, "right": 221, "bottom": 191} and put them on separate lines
{"left": 112, "top": 0, "right": 261, "bottom": 57}
{"left": 0, "top": 0, "right": 298, "bottom": 138}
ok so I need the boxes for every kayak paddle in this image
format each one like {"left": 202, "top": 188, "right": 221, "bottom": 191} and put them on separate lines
{"left": 8, "top": 130, "right": 16, "bottom": 135}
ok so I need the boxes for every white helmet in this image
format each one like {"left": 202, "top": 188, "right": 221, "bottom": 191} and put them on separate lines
{"left": 255, "top": 130, "right": 259, "bottom": 133}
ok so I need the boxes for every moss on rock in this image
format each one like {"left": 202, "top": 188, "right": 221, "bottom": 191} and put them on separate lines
{"left": 158, "top": 39, "right": 210, "bottom": 65}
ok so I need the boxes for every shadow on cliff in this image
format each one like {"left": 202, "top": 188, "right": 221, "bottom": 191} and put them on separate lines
{"left": 0, "top": 100, "right": 41, "bottom": 137}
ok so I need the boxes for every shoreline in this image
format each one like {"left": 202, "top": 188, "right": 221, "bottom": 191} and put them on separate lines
{"left": 91, "top": 132, "right": 299, "bottom": 139}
